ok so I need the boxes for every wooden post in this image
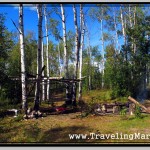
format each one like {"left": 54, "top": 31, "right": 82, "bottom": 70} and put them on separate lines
{"left": 129, "top": 103, "right": 136, "bottom": 115}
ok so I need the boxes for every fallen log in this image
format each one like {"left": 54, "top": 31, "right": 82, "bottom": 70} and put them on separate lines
{"left": 128, "top": 96, "right": 150, "bottom": 113}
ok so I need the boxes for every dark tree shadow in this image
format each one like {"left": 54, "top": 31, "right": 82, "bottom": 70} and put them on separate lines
{"left": 40, "top": 126, "right": 90, "bottom": 143}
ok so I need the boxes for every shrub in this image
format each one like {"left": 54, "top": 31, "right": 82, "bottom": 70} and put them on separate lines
{"left": 134, "top": 105, "right": 142, "bottom": 119}
{"left": 120, "top": 106, "right": 128, "bottom": 120}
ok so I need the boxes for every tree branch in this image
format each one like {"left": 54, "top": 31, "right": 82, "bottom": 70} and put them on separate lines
{"left": 10, "top": 18, "right": 21, "bottom": 34}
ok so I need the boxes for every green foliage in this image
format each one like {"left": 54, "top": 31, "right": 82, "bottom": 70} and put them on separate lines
{"left": 119, "top": 106, "right": 128, "bottom": 120}
{"left": 134, "top": 105, "right": 142, "bottom": 119}
{"left": 82, "top": 46, "right": 102, "bottom": 90}
{"left": 13, "top": 114, "right": 24, "bottom": 122}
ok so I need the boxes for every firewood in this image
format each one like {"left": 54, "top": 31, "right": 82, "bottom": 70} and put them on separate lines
{"left": 128, "top": 96, "right": 150, "bottom": 113}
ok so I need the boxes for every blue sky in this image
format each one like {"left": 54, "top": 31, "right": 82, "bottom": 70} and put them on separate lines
{"left": 0, "top": 4, "right": 102, "bottom": 50}
{"left": 1, "top": 4, "right": 150, "bottom": 56}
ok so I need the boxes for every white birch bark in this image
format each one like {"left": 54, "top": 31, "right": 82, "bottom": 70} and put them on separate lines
{"left": 60, "top": 4, "right": 70, "bottom": 105}
{"left": 79, "top": 4, "right": 85, "bottom": 100}
{"left": 34, "top": 4, "right": 43, "bottom": 111}
{"left": 72, "top": 4, "right": 79, "bottom": 105}
{"left": 58, "top": 41, "right": 61, "bottom": 76}
{"left": 101, "top": 7, "right": 104, "bottom": 89}
{"left": 120, "top": 5, "right": 126, "bottom": 45}
{"left": 129, "top": 5, "right": 135, "bottom": 52}
{"left": 19, "top": 4, "right": 27, "bottom": 111}
{"left": 44, "top": 5, "right": 50, "bottom": 101}
{"left": 113, "top": 7, "right": 120, "bottom": 53}
{"left": 73, "top": 4, "right": 79, "bottom": 79}
{"left": 129, "top": 4, "right": 133, "bottom": 28}
{"left": 87, "top": 25, "right": 91, "bottom": 90}
{"left": 60, "top": 4, "right": 68, "bottom": 78}
{"left": 41, "top": 40, "right": 45, "bottom": 101}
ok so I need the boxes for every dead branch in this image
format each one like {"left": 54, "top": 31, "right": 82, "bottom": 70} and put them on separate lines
{"left": 128, "top": 96, "right": 150, "bottom": 113}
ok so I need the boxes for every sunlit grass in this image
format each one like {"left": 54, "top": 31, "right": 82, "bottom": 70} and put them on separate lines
{"left": 0, "top": 90, "right": 150, "bottom": 144}
{"left": 0, "top": 112, "right": 150, "bottom": 143}
{"left": 82, "top": 89, "right": 128, "bottom": 104}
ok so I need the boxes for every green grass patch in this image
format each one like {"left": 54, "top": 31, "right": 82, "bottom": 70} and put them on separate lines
{"left": 82, "top": 90, "right": 128, "bottom": 104}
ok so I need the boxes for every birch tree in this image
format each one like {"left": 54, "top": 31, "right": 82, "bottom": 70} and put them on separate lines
{"left": 34, "top": 4, "right": 43, "bottom": 111}
{"left": 60, "top": 4, "right": 70, "bottom": 105}
{"left": 133, "top": 5, "right": 137, "bottom": 53}
{"left": 79, "top": 4, "right": 85, "bottom": 100}
{"left": 73, "top": 4, "right": 79, "bottom": 80}
{"left": 101, "top": 7, "right": 105, "bottom": 89}
{"left": 72, "top": 4, "right": 79, "bottom": 105}
{"left": 44, "top": 5, "right": 50, "bottom": 101}
{"left": 113, "top": 7, "right": 120, "bottom": 53}
{"left": 60, "top": 4, "right": 68, "bottom": 78}
{"left": 41, "top": 40, "right": 45, "bottom": 101}
{"left": 89, "top": 4, "right": 109, "bottom": 89}
{"left": 19, "top": 4, "right": 27, "bottom": 111}
{"left": 86, "top": 26, "right": 92, "bottom": 90}
{"left": 120, "top": 4, "right": 126, "bottom": 45}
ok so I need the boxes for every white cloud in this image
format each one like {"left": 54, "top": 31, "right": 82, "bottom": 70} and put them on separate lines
{"left": 28, "top": 6, "right": 37, "bottom": 11}
{"left": 9, "top": 4, "right": 37, "bottom": 11}
{"left": 10, "top": 4, "right": 19, "bottom": 9}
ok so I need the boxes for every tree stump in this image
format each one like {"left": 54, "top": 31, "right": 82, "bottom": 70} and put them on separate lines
{"left": 129, "top": 103, "right": 136, "bottom": 115}
{"left": 113, "top": 106, "right": 119, "bottom": 114}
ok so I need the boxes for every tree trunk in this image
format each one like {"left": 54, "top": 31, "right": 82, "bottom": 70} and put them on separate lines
{"left": 101, "top": 7, "right": 104, "bottom": 89}
{"left": 60, "top": 4, "right": 68, "bottom": 78}
{"left": 87, "top": 26, "right": 92, "bottom": 90}
{"left": 73, "top": 4, "right": 79, "bottom": 79}
{"left": 19, "top": 4, "right": 27, "bottom": 112}
{"left": 128, "top": 96, "right": 150, "bottom": 113}
{"left": 120, "top": 5, "right": 126, "bottom": 45}
{"left": 113, "top": 7, "right": 120, "bottom": 53}
{"left": 79, "top": 4, "right": 85, "bottom": 101}
{"left": 60, "top": 4, "right": 70, "bottom": 105}
{"left": 128, "top": 4, "right": 133, "bottom": 28}
{"left": 133, "top": 6, "right": 137, "bottom": 54}
{"left": 128, "top": 5, "right": 135, "bottom": 53}
{"left": 120, "top": 4, "right": 128, "bottom": 64}
{"left": 58, "top": 41, "right": 61, "bottom": 77}
{"left": 72, "top": 4, "right": 80, "bottom": 106}
{"left": 34, "top": 4, "right": 43, "bottom": 111}
{"left": 41, "top": 40, "right": 45, "bottom": 101}
{"left": 44, "top": 5, "right": 50, "bottom": 101}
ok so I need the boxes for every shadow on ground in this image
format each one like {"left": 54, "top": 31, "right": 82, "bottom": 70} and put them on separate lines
{"left": 40, "top": 125, "right": 90, "bottom": 143}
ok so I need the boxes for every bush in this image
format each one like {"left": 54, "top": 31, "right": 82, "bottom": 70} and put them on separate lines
{"left": 134, "top": 105, "right": 142, "bottom": 119}
{"left": 120, "top": 106, "right": 128, "bottom": 120}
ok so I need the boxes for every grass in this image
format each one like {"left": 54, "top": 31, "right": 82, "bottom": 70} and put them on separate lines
{"left": 0, "top": 90, "right": 150, "bottom": 144}
{"left": 0, "top": 113, "right": 150, "bottom": 143}
{"left": 82, "top": 89, "right": 128, "bottom": 104}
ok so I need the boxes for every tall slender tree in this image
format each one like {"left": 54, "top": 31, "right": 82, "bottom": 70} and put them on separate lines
{"left": 44, "top": 5, "right": 50, "bottom": 101}
{"left": 113, "top": 7, "right": 120, "bottom": 53}
{"left": 60, "top": 4, "right": 68, "bottom": 78}
{"left": 86, "top": 25, "right": 92, "bottom": 90}
{"left": 72, "top": 4, "right": 79, "bottom": 105}
{"left": 41, "top": 40, "right": 45, "bottom": 101}
{"left": 19, "top": 4, "right": 27, "bottom": 111}
{"left": 34, "top": 4, "right": 43, "bottom": 111}
{"left": 73, "top": 4, "right": 79, "bottom": 80}
{"left": 79, "top": 4, "right": 85, "bottom": 100}
{"left": 60, "top": 4, "right": 70, "bottom": 105}
{"left": 120, "top": 4, "right": 126, "bottom": 45}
